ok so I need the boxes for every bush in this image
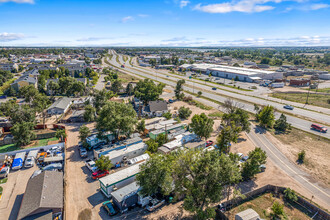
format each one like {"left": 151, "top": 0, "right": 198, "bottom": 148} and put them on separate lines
{"left": 178, "top": 106, "right": 192, "bottom": 119}
{"left": 284, "top": 188, "right": 298, "bottom": 202}
{"left": 163, "top": 112, "right": 172, "bottom": 120}
{"left": 197, "top": 91, "right": 202, "bottom": 97}
{"left": 271, "top": 201, "right": 284, "bottom": 217}
{"left": 298, "top": 150, "right": 305, "bottom": 163}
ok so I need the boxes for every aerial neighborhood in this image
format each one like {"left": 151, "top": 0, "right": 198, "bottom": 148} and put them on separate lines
{"left": 0, "top": 45, "right": 329, "bottom": 220}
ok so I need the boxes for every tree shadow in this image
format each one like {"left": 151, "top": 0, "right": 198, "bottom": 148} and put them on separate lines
{"left": 237, "top": 179, "right": 258, "bottom": 194}
{"left": 254, "top": 126, "right": 266, "bottom": 134}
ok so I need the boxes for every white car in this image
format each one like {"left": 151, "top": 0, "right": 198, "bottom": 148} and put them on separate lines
{"left": 85, "top": 159, "right": 98, "bottom": 172}
{"left": 0, "top": 166, "right": 10, "bottom": 178}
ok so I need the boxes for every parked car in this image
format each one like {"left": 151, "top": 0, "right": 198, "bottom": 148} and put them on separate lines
{"left": 310, "top": 124, "right": 328, "bottom": 133}
{"left": 259, "top": 164, "right": 266, "bottom": 172}
{"left": 0, "top": 166, "right": 10, "bottom": 178}
{"left": 146, "top": 199, "right": 165, "bottom": 212}
{"left": 24, "top": 157, "right": 35, "bottom": 168}
{"left": 283, "top": 105, "right": 294, "bottom": 110}
{"left": 85, "top": 159, "right": 98, "bottom": 172}
{"left": 79, "top": 148, "right": 88, "bottom": 158}
{"left": 240, "top": 156, "right": 249, "bottom": 162}
{"left": 102, "top": 201, "right": 118, "bottom": 216}
{"left": 92, "top": 170, "right": 109, "bottom": 180}
{"left": 168, "top": 99, "right": 173, "bottom": 103}
{"left": 206, "top": 140, "right": 214, "bottom": 147}
{"left": 212, "top": 87, "right": 217, "bottom": 90}
{"left": 236, "top": 153, "right": 243, "bottom": 158}
{"left": 42, "top": 163, "right": 63, "bottom": 171}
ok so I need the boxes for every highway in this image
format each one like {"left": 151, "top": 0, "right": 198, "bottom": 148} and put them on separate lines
{"left": 104, "top": 51, "right": 330, "bottom": 210}
{"left": 106, "top": 50, "right": 330, "bottom": 139}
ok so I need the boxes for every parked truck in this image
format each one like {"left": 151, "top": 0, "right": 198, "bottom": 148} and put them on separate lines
{"left": 11, "top": 152, "right": 26, "bottom": 170}
{"left": 24, "top": 150, "right": 39, "bottom": 168}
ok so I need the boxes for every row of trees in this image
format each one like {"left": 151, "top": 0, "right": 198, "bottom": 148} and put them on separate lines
{"left": 255, "top": 105, "right": 292, "bottom": 132}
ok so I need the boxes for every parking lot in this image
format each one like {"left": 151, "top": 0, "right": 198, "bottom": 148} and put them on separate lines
{"left": 0, "top": 165, "right": 38, "bottom": 220}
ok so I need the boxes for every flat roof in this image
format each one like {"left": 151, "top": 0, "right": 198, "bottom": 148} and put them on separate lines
{"left": 111, "top": 182, "right": 140, "bottom": 203}
{"left": 99, "top": 162, "right": 145, "bottom": 187}
{"left": 208, "top": 65, "right": 275, "bottom": 76}
{"left": 103, "top": 143, "right": 146, "bottom": 160}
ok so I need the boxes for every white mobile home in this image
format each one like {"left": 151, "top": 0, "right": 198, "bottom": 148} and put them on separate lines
{"left": 99, "top": 162, "right": 146, "bottom": 198}
{"left": 104, "top": 143, "right": 147, "bottom": 165}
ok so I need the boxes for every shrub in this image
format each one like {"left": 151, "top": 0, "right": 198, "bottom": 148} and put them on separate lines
{"left": 298, "top": 150, "right": 306, "bottom": 163}
{"left": 271, "top": 201, "right": 284, "bottom": 217}
{"left": 284, "top": 188, "right": 298, "bottom": 202}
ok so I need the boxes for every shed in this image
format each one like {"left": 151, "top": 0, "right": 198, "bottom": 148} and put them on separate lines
{"left": 235, "top": 208, "right": 260, "bottom": 220}
{"left": 111, "top": 182, "right": 140, "bottom": 212}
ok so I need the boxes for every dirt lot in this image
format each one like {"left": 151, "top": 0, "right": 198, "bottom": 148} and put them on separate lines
{"left": 227, "top": 193, "right": 312, "bottom": 220}
{"left": 267, "top": 128, "right": 330, "bottom": 188}
{"left": 64, "top": 123, "right": 111, "bottom": 220}
{"left": 0, "top": 166, "right": 38, "bottom": 220}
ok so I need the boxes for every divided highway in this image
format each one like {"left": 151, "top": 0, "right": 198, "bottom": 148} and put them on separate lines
{"left": 107, "top": 50, "right": 330, "bottom": 139}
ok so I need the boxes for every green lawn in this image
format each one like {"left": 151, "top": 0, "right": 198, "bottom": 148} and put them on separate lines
{"left": 208, "top": 111, "right": 223, "bottom": 118}
{"left": 271, "top": 92, "right": 330, "bottom": 109}
{"left": 0, "top": 137, "right": 59, "bottom": 153}
{"left": 0, "top": 178, "right": 8, "bottom": 184}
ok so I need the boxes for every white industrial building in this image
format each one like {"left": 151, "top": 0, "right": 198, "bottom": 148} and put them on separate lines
{"left": 319, "top": 74, "right": 330, "bottom": 80}
{"left": 179, "top": 63, "right": 283, "bottom": 82}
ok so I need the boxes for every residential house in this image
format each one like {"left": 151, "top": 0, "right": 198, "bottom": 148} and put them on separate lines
{"left": 67, "top": 110, "right": 85, "bottom": 122}
{"left": 0, "top": 63, "right": 18, "bottom": 72}
{"left": 22, "top": 69, "right": 40, "bottom": 79}
{"left": 17, "top": 171, "right": 63, "bottom": 220}
{"left": 47, "top": 97, "right": 72, "bottom": 115}
{"left": 11, "top": 76, "right": 37, "bottom": 91}
{"left": 144, "top": 100, "right": 168, "bottom": 117}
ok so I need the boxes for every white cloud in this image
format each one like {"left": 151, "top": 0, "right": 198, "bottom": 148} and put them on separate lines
{"left": 76, "top": 37, "right": 113, "bottom": 42}
{"left": 309, "top": 3, "right": 329, "bottom": 10}
{"left": 180, "top": 0, "right": 190, "bottom": 8}
{"left": 121, "top": 16, "right": 134, "bottom": 23}
{"left": 193, "top": 0, "right": 313, "bottom": 13}
{"left": 162, "top": 36, "right": 188, "bottom": 42}
{"left": 138, "top": 14, "right": 149, "bottom": 18}
{"left": 0, "top": 0, "right": 34, "bottom": 3}
{"left": 0, "top": 32, "right": 25, "bottom": 41}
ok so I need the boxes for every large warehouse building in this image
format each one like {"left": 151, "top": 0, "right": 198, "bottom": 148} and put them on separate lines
{"left": 179, "top": 63, "right": 283, "bottom": 82}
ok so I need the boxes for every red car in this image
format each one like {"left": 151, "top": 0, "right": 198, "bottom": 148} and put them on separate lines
{"left": 206, "top": 140, "right": 214, "bottom": 147}
{"left": 311, "top": 124, "right": 327, "bottom": 133}
{"left": 92, "top": 170, "right": 109, "bottom": 180}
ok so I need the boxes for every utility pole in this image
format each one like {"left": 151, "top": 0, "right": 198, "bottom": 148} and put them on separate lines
{"left": 305, "top": 84, "right": 311, "bottom": 105}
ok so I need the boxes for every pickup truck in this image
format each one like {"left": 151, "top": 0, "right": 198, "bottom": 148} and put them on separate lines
{"left": 85, "top": 159, "right": 98, "bottom": 173}
{"left": 12, "top": 152, "right": 26, "bottom": 170}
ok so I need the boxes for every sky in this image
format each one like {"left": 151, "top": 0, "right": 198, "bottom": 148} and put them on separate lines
{"left": 0, "top": 0, "right": 329, "bottom": 47}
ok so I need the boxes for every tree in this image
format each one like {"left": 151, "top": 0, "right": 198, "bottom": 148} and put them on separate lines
{"left": 216, "top": 123, "right": 242, "bottom": 154}
{"left": 178, "top": 106, "right": 192, "bottom": 120}
{"left": 190, "top": 113, "right": 214, "bottom": 140}
{"left": 233, "top": 63, "right": 240, "bottom": 67}
{"left": 11, "top": 122, "right": 36, "bottom": 147}
{"left": 93, "top": 89, "right": 116, "bottom": 111}
{"left": 162, "top": 112, "right": 172, "bottom": 120}
{"left": 256, "top": 105, "right": 275, "bottom": 128}
{"left": 298, "top": 150, "right": 305, "bottom": 163}
{"left": 95, "top": 155, "right": 113, "bottom": 171}
{"left": 47, "top": 80, "right": 60, "bottom": 95}
{"left": 271, "top": 201, "right": 284, "bottom": 218}
{"left": 222, "top": 108, "right": 251, "bottom": 133}
{"left": 274, "top": 113, "right": 291, "bottom": 132}
{"left": 96, "top": 101, "right": 137, "bottom": 140}
{"left": 10, "top": 104, "right": 36, "bottom": 124}
{"left": 137, "top": 153, "right": 174, "bottom": 196}
{"left": 284, "top": 188, "right": 298, "bottom": 203}
{"left": 134, "top": 79, "right": 165, "bottom": 105}
{"left": 197, "top": 91, "right": 202, "bottom": 97}
{"left": 126, "top": 83, "right": 134, "bottom": 96}
{"left": 155, "top": 133, "right": 168, "bottom": 146}
{"left": 84, "top": 105, "right": 96, "bottom": 122}
{"left": 110, "top": 79, "right": 123, "bottom": 93}
{"left": 79, "top": 125, "right": 91, "bottom": 146}
{"left": 175, "top": 79, "right": 185, "bottom": 100}
{"left": 19, "top": 85, "right": 39, "bottom": 104}
{"left": 145, "top": 139, "right": 159, "bottom": 153}
{"left": 55, "top": 129, "right": 67, "bottom": 142}
{"left": 173, "top": 150, "right": 229, "bottom": 219}
{"left": 241, "top": 148, "right": 267, "bottom": 180}
{"left": 32, "top": 94, "right": 50, "bottom": 129}
{"left": 136, "top": 119, "right": 145, "bottom": 134}
{"left": 260, "top": 57, "right": 271, "bottom": 64}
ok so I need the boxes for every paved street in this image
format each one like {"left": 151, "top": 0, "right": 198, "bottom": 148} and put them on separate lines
{"left": 106, "top": 51, "right": 330, "bottom": 139}
{"left": 94, "top": 74, "right": 106, "bottom": 91}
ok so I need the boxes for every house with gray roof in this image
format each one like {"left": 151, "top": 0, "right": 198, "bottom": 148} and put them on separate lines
{"left": 144, "top": 100, "right": 168, "bottom": 117}
{"left": 0, "top": 63, "right": 18, "bottom": 72}
{"left": 22, "top": 69, "right": 40, "bottom": 79}
{"left": 17, "top": 171, "right": 63, "bottom": 220}
{"left": 47, "top": 97, "right": 72, "bottom": 115}
{"left": 11, "top": 75, "right": 37, "bottom": 91}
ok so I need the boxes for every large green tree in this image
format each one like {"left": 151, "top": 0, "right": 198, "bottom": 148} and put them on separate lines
{"left": 216, "top": 123, "right": 242, "bottom": 154}
{"left": 83, "top": 105, "right": 96, "bottom": 122}
{"left": 134, "top": 79, "right": 165, "bottom": 105}
{"left": 256, "top": 105, "right": 275, "bottom": 128}
{"left": 274, "top": 113, "right": 291, "bottom": 132}
{"left": 175, "top": 79, "right": 185, "bottom": 100}
{"left": 95, "top": 155, "right": 113, "bottom": 171}
{"left": 222, "top": 108, "right": 251, "bottom": 133}
{"left": 178, "top": 106, "right": 192, "bottom": 120}
{"left": 190, "top": 113, "right": 214, "bottom": 140}
{"left": 93, "top": 89, "right": 116, "bottom": 111}
{"left": 11, "top": 122, "right": 36, "bottom": 147}
{"left": 96, "top": 101, "right": 137, "bottom": 140}
{"left": 79, "top": 125, "right": 91, "bottom": 146}
{"left": 241, "top": 148, "right": 267, "bottom": 180}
